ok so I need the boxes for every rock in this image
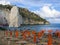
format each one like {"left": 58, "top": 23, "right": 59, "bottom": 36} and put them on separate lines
{"left": 0, "top": 9, "right": 8, "bottom": 25}
{"left": 9, "top": 6, "right": 23, "bottom": 27}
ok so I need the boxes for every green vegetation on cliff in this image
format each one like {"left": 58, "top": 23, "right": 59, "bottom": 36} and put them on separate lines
{"left": 0, "top": 4, "right": 49, "bottom": 24}
{"left": 19, "top": 8, "right": 45, "bottom": 21}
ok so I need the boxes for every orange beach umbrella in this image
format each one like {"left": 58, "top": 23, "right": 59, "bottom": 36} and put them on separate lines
{"left": 15, "top": 30, "right": 19, "bottom": 38}
{"left": 32, "top": 31, "right": 36, "bottom": 36}
{"left": 33, "top": 35, "right": 36, "bottom": 43}
{"left": 10, "top": 31, "right": 12, "bottom": 37}
{"left": 48, "top": 32, "right": 52, "bottom": 45}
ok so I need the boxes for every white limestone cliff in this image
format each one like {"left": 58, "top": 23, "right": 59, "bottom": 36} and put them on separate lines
{"left": 0, "top": 9, "right": 9, "bottom": 25}
{"left": 0, "top": 6, "right": 23, "bottom": 27}
{"left": 9, "top": 6, "right": 23, "bottom": 27}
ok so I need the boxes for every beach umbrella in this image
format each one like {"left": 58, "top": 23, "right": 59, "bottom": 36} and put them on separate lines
{"left": 38, "top": 31, "right": 41, "bottom": 39}
{"left": 10, "top": 31, "right": 12, "bottom": 37}
{"left": 22, "top": 30, "right": 31, "bottom": 40}
{"left": 27, "top": 31, "right": 30, "bottom": 37}
{"left": 38, "top": 30, "right": 44, "bottom": 39}
{"left": 32, "top": 30, "right": 36, "bottom": 36}
{"left": 24, "top": 30, "right": 28, "bottom": 33}
{"left": 41, "top": 30, "right": 45, "bottom": 33}
{"left": 55, "top": 30, "right": 60, "bottom": 38}
{"left": 47, "top": 30, "right": 52, "bottom": 45}
{"left": 33, "top": 35, "right": 37, "bottom": 43}
{"left": 23, "top": 30, "right": 30, "bottom": 36}
{"left": 41, "top": 30, "right": 45, "bottom": 36}
{"left": 22, "top": 31, "right": 25, "bottom": 35}
{"left": 23, "top": 34, "right": 26, "bottom": 40}
{"left": 38, "top": 30, "right": 45, "bottom": 38}
{"left": 48, "top": 30, "right": 53, "bottom": 33}
{"left": 48, "top": 34, "right": 52, "bottom": 45}
{"left": 22, "top": 31, "right": 27, "bottom": 40}
{"left": 5, "top": 30, "right": 8, "bottom": 37}
{"left": 15, "top": 30, "right": 19, "bottom": 38}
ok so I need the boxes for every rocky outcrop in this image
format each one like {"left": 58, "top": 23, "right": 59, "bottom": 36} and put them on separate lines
{"left": 0, "top": 5, "right": 49, "bottom": 27}
{"left": 9, "top": 6, "right": 23, "bottom": 27}
{"left": 0, "top": 6, "right": 23, "bottom": 27}
{"left": 0, "top": 8, "right": 10, "bottom": 26}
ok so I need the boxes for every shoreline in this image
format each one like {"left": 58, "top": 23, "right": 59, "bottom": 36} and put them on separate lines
{"left": 21, "top": 24, "right": 50, "bottom": 26}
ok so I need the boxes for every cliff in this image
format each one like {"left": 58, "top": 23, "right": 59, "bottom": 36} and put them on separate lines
{"left": 19, "top": 7, "right": 49, "bottom": 24}
{"left": 0, "top": 4, "right": 49, "bottom": 25}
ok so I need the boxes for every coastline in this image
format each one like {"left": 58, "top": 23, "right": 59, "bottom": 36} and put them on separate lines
{"left": 21, "top": 24, "right": 50, "bottom": 26}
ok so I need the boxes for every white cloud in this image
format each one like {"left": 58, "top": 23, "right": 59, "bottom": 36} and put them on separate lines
{"left": 9, "top": 0, "right": 52, "bottom": 8}
{"left": 33, "top": 5, "right": 60, "bottom": 23}
{"left": 34, "top": 5, "right": 60, "bottom": 18}
{"left": 0, "top": 0, "right": 10, "bottom": 5}
{"left": 48, "top": 18, "right": 60, "bottom": 23}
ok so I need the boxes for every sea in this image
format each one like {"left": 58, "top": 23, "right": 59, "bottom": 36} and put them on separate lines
{"left": 3, "top": 24, "right": 60, "bottom": 32}
{"left": 19, "top": 24, "right": 60, "bottom": 32}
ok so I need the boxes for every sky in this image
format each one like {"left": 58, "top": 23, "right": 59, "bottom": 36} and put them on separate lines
{"left": 0, "top": 0, "right": 60, "bottom": 24}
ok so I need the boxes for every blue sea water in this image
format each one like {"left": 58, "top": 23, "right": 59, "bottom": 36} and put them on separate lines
{"left": 5, "top": 24, "right": 60, "bottom": 32}
{"left": 19, "top": 24, "right": 60, "bottom": 32}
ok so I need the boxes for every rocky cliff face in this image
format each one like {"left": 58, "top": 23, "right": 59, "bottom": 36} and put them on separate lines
{"left": 0, "top": 5, "right": 49, "bottom": 27}
{"left": 9, "top": 6, "right": 23, "bottom": 27}
{"left": 0, "top": 7, "right": 10, "bottom": 26}
{"left": 0, "top": 6, "right": 23, "bottom": 27}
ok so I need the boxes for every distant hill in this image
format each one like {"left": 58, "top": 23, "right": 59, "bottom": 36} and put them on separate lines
{"left": 0, "top": 4, "right": 49, "bottom": 24}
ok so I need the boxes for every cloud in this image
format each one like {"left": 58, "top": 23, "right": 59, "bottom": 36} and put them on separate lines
{"left": 0, "top": 0, "right": 10, "bottom": 5}
{"left": 33, "top": 5, "right": 60, "bottom": 18}
{"left": 33, "top": 5, "right": 60, "bottom": 23}
{"left": 6, "top": 0, "right": 53, "bottom": 9}
{"left": 48, "top": 18, "right": 60, "bottom": 23}
{"left": 0, "top": 0, "right": 60, "bottom": 8}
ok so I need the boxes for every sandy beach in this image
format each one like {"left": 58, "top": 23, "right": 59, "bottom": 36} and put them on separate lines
{"left": 0, "top": 30, "right": 60, "bottom": 45}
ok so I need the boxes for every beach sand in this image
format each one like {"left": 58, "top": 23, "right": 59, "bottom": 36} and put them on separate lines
{"left": 0, "top": 30, "right": 60, "bottom": 45}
